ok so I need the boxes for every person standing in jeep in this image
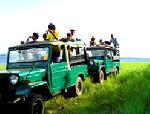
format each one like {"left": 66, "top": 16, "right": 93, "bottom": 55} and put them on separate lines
{"left": 110, "top": 34, "right": 118, "bottom": 47}
{"left": 46, "top": 23, "right": 59, "bottom": 42}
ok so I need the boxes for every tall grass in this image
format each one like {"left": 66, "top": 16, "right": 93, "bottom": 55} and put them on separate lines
{"left": 0, "top": 65, "right": 5, "bottom": 71}
{"left": 1, "top": 63, "right": 150, "bottom": 114}
{"left": 45, "top": 62, "right": 150, "bottom": 114}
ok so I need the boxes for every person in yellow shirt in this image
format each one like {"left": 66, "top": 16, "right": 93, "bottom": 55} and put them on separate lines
{"left": 46, "top": 23, "right": 59, "bottom": 42}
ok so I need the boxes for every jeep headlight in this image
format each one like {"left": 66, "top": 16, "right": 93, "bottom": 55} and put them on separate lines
{"left": 10, "top": 75, "right": 18, "bottom": 85}
{"left": 89, "top": 60, "right": 94, "bottom": 65}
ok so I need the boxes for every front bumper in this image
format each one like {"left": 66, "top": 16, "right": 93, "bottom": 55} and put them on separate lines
{"left": 0, "top": 78, "right": 16, "bottom": 103}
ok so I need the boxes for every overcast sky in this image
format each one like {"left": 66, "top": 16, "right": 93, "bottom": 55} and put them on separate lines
{"left": 0, "top": 0, "right": 150, "bottom": 57}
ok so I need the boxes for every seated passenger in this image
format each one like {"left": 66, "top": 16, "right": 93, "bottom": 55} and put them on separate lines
{"left": 52, "top": 45, "right": 61, "bottom": 63}
{"left": 97, "top": 39, "right": 105, "bottom": 47}
{"left": 42, "top": 31, "right": 48, "bottom": 41}
{"left": 26, "top": 32, "right": 39, "bottom": 43}
{"left": 67, "top": 45, "right": 74, "bottom": 59}
{"left": 42, "top": 54, "right": 48, "bottom": 60}
{"left": 66, "top": 33, "right": 74, "bottom": 41}
{"left": 90, "top": 36, "right": 97, "bottom": 47}
{"left": 106, "top": 49, "right": 112, "bottom": 59}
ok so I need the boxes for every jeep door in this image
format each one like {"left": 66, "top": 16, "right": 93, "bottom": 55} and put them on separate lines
{"left": 105, "top": 49, "right": 113, "bottom": 74}
{"left": 50, "top": 45, "right": 68, "bottom": 94}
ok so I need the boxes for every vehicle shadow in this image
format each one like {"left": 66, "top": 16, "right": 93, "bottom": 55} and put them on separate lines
{"left": 0, "top": 104, "right": 27, "bottom": 114}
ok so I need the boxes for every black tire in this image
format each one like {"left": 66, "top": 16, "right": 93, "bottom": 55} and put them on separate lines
{"left": 114, "top": 68, "right": 119, "bottom": 76}
{"left": 117, "top": 67, "right": 119, "bottom": 74}
{"left": 67, "top": 77, "right": 83, "bottom": 97}
{"left": 26, "top": 94, "right": 44, "bottom": 114}
{"left": 98, "top": 70, "right": 105, "bottom": 84}
{"left": 0, "top": 104, "right": 5, "bottom": 114}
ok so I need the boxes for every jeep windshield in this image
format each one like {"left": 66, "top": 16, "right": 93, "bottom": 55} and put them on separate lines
{"left": 87, "top": 48, "right": 105, "bottom": 60}
{"left": 8, "top": 47, "right": 49, "bottom": 63}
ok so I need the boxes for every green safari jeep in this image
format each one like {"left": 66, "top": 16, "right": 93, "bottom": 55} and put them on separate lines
{"left": 0, "top": 41, "right": 88, "bottom": 114}
{"left": 86, "top": 46, "right": 120, "bottom": 83}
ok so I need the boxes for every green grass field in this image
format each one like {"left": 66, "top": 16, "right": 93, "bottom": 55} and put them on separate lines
{"left": 0, "top": 65, "right": 5, "bottom": 71}
{"left": 0, "top": 62, "right": 150, "bottom": 114}
{"left": 44, "top": 62, "right": 150, "bottom": 114}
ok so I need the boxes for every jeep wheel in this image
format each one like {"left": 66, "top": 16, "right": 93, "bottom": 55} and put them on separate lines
{"left": 0, "top": 104, "right": 5, "bottom": 113}
{"left": 26, "top": 94, "right": 44, "bottom": 114}
{"left": 67, "top": 77, "right": 83, "bottom": 97}
{"left": 114, "top": 68, "right": 119, "bottom": 76}
{"left": 98, "top": 70, "right": 105, "bottom": 84}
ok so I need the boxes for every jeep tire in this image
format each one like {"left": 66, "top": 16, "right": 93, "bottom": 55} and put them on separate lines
{"left": 26, "top": 94, "right": 44, "bottom": 114}
{"left": 114, "top": 68, "right": 119, "bottom": 76}
{"left": 67, "top": 77, "right": 83, "bottom": 97}
{"left": 98, "top": 70, "right": 105, "bottom": 84}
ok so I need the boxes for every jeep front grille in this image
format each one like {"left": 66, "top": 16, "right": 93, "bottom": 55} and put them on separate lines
{"left": 0, "top": 77, "right": 15, "bottom": 102}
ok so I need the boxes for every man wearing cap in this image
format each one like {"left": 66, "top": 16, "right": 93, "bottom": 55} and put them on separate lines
{"left": 46, "top": 23, "right": 59, "bottom": 42}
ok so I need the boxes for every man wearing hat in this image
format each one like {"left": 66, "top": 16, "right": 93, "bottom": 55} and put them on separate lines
{"left": 70, "top": 28, "right": 76, "bottom": 40}
{"left": 70, "top": 29, "right": 75, "bottom": 36}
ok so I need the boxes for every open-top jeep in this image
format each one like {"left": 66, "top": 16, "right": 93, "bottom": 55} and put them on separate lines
{"left": 86, "top": 46, "right": 120, "bottom": 83}
{"left": 0, "top": 41, "right": 87, "bottom": 114}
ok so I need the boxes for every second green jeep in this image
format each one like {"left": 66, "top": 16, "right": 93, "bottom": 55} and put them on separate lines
{"left": 86, "top": 46, "right": 120, "bottom": 83}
